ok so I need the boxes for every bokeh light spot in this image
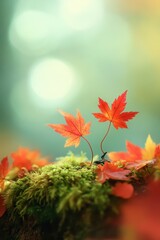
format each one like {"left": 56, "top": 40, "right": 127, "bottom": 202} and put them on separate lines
{"left": 61, "top": 0, "right": 105, "bottom": 30}
{"left": 9, "top": 10, "right": 52, "bottom": 54}
{"left": 29, "top": 58, "right": 77, "bottom": 103}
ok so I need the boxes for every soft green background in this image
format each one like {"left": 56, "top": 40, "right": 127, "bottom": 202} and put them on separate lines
{"left": 1, "top": 0, "right": 160, "bottom": 160}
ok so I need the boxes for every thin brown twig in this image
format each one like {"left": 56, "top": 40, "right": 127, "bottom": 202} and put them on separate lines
{"left": 100, "top": 122, "right": 112, "bottom": 154}
{"left": 82, "top": 136, "right": 94, "bottom": 166}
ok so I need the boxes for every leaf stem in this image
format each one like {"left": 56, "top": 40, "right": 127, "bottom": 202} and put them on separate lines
{"left": 100, "top": 122, "right": 112, "bottom": 154}
{"left": 82, "top": 136, "right": 94, "bottom": 166}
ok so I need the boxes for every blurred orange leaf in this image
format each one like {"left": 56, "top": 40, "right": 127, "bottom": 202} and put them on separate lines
{"left": 49, "top": 111, "right": 91, "bottom": 147}
{"left": 112, "top": 182, "right": 134, "bottom": 199}
{"left": 121, "top": 180, "right": 160, "bottom": 240}
{"left": 11, "top": 148, "right": 49, "bottom": 171}
{"left": 93, "top": 90, "right": 138, "bottom": 129}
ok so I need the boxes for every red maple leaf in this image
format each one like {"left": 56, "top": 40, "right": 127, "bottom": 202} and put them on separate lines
{"left": 0, "top": 157, "right": 9, "bottom": 189}
{"left": 11, "top": 148, "right": 49, "bottom": 171}
{"left": 112, "top": 182, "right": 134, "bottom": 199}
{"left": 93, "top": 90, "right": 138, "bottom": 129}
{"left": 96, "top": 162, "right": 131, "bottom": 183}
{"left": 49, "top": 111, "right": 91, "bottom": 147}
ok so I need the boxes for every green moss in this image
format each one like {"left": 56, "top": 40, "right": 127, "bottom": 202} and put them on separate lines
{"left": 2, "top": 153, "right": 113, "bottom": 239}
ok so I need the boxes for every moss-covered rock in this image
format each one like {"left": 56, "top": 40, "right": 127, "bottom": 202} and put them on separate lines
{"left": 0, "top": 153, "right": 116, "bottom": 240}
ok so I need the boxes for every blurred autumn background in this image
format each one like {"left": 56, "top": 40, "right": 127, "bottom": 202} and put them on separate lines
{"left": 1, "top": 0, "right": 160, "bottom": 160}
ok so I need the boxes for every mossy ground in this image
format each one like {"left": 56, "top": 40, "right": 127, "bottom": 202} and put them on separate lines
{"left": 0, "top": 153, "right": 118, "bottom": 240}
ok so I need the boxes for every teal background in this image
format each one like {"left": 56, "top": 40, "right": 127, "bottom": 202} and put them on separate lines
{"left": 1, "top": 0, "right": 160, "bottom": 160}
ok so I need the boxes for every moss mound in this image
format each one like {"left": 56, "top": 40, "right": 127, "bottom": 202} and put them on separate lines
{"left": 1, "top": 153, "right": 114, "bottom": 240}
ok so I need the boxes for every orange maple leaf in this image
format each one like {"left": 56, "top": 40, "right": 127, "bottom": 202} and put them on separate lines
{"left": 11, "top": 148, "right": 49, "bottom": 171}
{"left": 112, "top": 182, "right": 134, "bottom": 199}
{"left": 96, "top": 162, "right": 131, "bottom": 183}
{"left": 109, "top": 141, "right": 142, "bottom": 163}
{"left": 93, "top": 90, "right": 138, "bottom": 129}
{"left": 49, "top": 111, "right": 91, "bottom": 147}
{"left": 108, "top": 135, "right": 157, "bottom": 170}
{"left": 0, "top": 157, "right": 9, "bottom": 190}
